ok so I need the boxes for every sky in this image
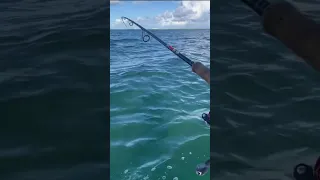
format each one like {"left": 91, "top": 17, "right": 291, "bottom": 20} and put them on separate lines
{"left": 110, "top": 1, "right": 210, "bottom": 29}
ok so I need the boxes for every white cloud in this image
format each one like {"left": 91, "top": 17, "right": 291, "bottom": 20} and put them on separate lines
{"left": 155, "top": 10, "right": 188, "bottom": 27}
{"left": 111, "top": 1, "right": 210, "bottom": 29}
{"left": 155, "top": 1, "right": 210, "bottom": 28}
{"left": 110, "top": 18, "right": 122, "bottom": 28}
{"left": 132, "top": 1, "right": 149, "bottom": 4}
{"left": 114, "top": 18, "right": 122, "bottom": 24}
{"left": 110, "top": 0, "right": 121, "bottom": 5}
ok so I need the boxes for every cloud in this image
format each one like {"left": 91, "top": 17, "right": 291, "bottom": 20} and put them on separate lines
{"left": 155, "top": 10, "right": 188, "bottom": 27}
{"left": 114, "top": 18, "right": 122, "bottom": 24}
{"left": 132, "top": 1, "right": 149, "bottom": 4}
{"left": 156, "top": 1, "right": 210, "bottom": 27}
{"left": 110, "top": 0, "right": 121, "bottom": 5}
{"left": 111, "top": 1, "right": 210, "bottom": 29}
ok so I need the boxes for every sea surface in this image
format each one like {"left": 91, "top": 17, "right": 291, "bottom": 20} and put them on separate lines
{"left": 3, "top": 0, "right": 320, "bottom": 180}
{"left": 110, "top": 29, "right": 210, "bottom": 180}
{"left": 0, "top": 0, "right": 109, "bottom": 179}
{"left": 212, "top": 0, "right": 320, "bottom": 180}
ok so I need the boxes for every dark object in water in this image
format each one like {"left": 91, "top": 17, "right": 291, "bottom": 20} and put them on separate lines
{"left": 196, "top": 159, "right": 210, "bottom": 176}
{"left": 201, "top": 111, "right": 210, "bottom": 125}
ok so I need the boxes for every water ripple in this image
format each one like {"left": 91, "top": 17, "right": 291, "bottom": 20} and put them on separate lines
{"left": 212, "top": 1, "right": 320, "bottom": 179}
{"left": 111, "top": 29, "right": 210, "bottom": 180}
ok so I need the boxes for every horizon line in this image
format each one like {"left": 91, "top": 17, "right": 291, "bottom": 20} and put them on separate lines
{"left": 110, "top": 28, "right": 210, "bottom": 30}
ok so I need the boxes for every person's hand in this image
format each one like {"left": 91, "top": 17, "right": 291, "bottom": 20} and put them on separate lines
{"left": 192, "top": 62, "right": 203, "bottom": 74}
{"left": 191, "top": 62, "right": 210, "bottom": 84}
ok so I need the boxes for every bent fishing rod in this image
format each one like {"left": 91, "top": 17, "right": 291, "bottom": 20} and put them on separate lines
{"left": 121, "top": 17, "right": 211, "bottom": 85}
{"left": 121, "top": 16, "right": 194, "bottom": 66}
{"left": 121, "top": 16, "right": 210, "bottom": 123}
{"left": 121, "top": 16, "right": 211, "bottom": 176}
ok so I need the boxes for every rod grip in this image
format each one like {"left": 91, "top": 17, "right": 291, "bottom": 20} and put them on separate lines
{"left": 262, "top": 1, "right": 320, "bottom": 71}
{"left": 192, "top": 62, "right": 210, "bottom": 84}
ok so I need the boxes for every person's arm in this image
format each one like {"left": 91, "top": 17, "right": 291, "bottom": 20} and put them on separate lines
{"left": 192, "top": 62, "right": 210, "bottom": 84}
{"left": 262, "top": 1, "right": 320, "bottom": 71}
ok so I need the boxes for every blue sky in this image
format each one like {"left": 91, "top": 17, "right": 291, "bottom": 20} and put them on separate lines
{"left": 110, "top": 1, "right": 210, "bottom": 29}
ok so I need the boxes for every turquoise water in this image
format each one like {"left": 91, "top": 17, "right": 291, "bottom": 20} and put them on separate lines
{"left": 110, "top": 29, "right": 210, "bottom": 180}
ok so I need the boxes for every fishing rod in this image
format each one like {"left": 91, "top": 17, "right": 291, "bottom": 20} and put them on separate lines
{"left": 241, "top": 1, "right": 320, "bottom": 179}
{"left": 240, "top": 0, "right": 320, "bottom": 71}
{"left": 121, "top": 16, "right": 210, "bottom": 124}
{"left": 121, "top": 16, "right": 194, "bottom": 66}
{"left": 122, "top": 16, "right": 211, "bottom": 85}
{"left": 121, "top": 16, "right": 211, "bottom": 176}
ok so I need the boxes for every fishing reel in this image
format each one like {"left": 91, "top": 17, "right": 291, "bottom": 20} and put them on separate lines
{"left": 293, "top": 156, "right": 320, "bottom": 180}
{"left": 195, "top": 114, "right": 210, "bottom": 176}
{"left": 196, "top": 159, "right": 210, "bottom": 176}
{"left": 201, "top": 111, "right": 210, "bottom": 125}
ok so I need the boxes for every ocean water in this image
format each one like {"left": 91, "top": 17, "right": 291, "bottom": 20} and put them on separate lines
{"left": 212, "top": 1, "right": 320, "bottom": 180}
{"left": 0, "top": 0, "right": 109, "bottom": 179}
{"left": 110, "top": 29, "right": 210, "bottom": 180}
